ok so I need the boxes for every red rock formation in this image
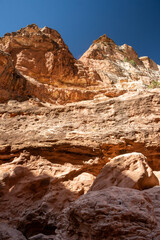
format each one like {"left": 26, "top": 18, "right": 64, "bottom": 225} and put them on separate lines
{"left": 0, "top": 24, "right": 159, "bottom": 104}
{"left": 0, "top": 24, "right": 102, "bottom": 101}
{"left": 55, "top": 186, "right": 158, "bottom": 240}
{"left": 90, "top": 152, "right": 159, "bottom": 191}
{"left": 0, "top": 25, "right": 160, "bottom": 239}
{"left": 0, "top": 25, "right": 130, "bottom": 104}
{"left": 80, "top": 34, "right": 160, "bottom": 89}
{"left": 0, "top": 24, "right": 79, "bottom": 86}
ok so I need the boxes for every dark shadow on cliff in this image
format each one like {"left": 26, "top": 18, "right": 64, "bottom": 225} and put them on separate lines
{"left": 0, "top": 152, "right": 80, "bottom": 239}
{"left": 0, "top": 151, "right": 159, "bottom": 239}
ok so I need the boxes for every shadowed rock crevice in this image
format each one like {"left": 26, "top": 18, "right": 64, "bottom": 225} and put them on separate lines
{"left": 17, "top": 207, "right": 57, "bottom": 238}
{"left": 101, "top": 142, "right": 160, "bottom": 171}
{"left": 0, "top": 153, "right": 78, "bottom": 238}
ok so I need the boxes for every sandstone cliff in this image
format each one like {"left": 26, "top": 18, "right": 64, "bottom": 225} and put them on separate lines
{"left": 0, "top": 24, "right": 103, "bottom": 104}
{"left": 0, "top": 25, "right": 160, "bottom": 240}
{"left": 80, "top": 34, "right": 160, "bottom": 90}
{"left": 0, "top": 24, "right": 159, "bottom": 104}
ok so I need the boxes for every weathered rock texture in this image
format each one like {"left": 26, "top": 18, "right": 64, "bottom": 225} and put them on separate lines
{"left": 90, "top": 152, "right": 159, "bottom": 191}
{"left": 0, "top": 24, "right": 99, "bottom": 86}
{"left": 0, "top": 25, "right": 160, "bottom": 239}
{"left": 0, "top": 223, "right": 27, "bottom": 240}
{"left": 80, "top": 34, "right": 160, "bottom": 90}
{"left": 0, "top": 25, "right": 159, "bottom": 104}
{"left": 140, "top": 56, "right": 159, "bottom": 70}
{"left": 55, "top": 186, "right": 159, "bottom": 240}
{"left": 0, "top": 24, "right": 105, "bottom": 104}
{"left": 0, "top": 90, "right": 159, "bottom": 170}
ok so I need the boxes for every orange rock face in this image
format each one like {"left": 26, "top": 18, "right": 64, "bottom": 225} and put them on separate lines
{"left": 0, "top": 50, "right": 14, "bottom": 102}
{"left": 0, "top": 50, "right": 30, "bottom": 102}
{"left": 0, "top": 24, "right": 101, "bottom": 89}
{"left": 0, "top": 25, "right": 160, "bottom": 239}
{"left": 80, "top": 34, "right": 160, "bottom": 90}
{"left": 0, "top": 24, "right": 77, "bottom": 85}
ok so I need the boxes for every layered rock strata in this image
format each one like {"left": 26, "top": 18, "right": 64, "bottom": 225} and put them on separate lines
{"left": 0, "top": 25, "right": 160, "bottom": 240}
{"left": 0, "top": 90, "right": 159, "bottom": 169}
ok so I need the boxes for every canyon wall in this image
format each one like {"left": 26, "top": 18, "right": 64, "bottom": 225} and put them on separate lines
{"left": 0, "top": 25, "right": 160, "bottom": 240}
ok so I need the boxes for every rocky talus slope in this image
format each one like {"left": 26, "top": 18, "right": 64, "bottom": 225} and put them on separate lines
{"left": 0, "top": 24, "right": 160, "bottom": 240}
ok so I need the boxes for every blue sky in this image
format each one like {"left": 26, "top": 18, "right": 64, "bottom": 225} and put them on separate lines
{"left": 0, "top": 0, "right": 160, "bottom": 64}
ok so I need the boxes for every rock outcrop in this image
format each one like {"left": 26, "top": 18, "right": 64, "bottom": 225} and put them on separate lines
{"left": 0, "top": 25, "right": 159, "bottom": 104}
{"left": 0, "top": 24, "right": 99, "bottom": 87}
{"left": 80, "top": 34, "right": 160, "bottom": 90}
{"left": 0, "top": 90, "right": 159, "bottom": 170}
{"left": 55, "top": 186, "right": 159, "bottom": 240}
{"left": 140, "top": 56, "right": 159, "bottom": 70}
{"left": 0, "top": 25, "right": 160, "bottom": 239}
{"left": 90, "top": 152, "right": 159, "bottom": 191}
{"left": 0, "top": 24, "right": 105, "bottom": 104}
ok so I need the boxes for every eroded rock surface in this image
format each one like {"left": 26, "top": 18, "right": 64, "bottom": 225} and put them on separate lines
{"left": 80, "top": 34, "right": 160, "bottom": 90}
{"left": 0, "top": 24, "right": 99, "bottom": 87}
{"left": 55, "top": 186, "right": 158, "bottom": 240}
{"left": 0, "top": 25, "right": 160, "bottom": 104}
{"left": 0, "top": 25, "right": 160, "bottom": 239}
{"left": 0, "top": 149, "right": 100, "bottom": 239}
{"left": 0, "top": 90, "right": 159, "bottom": 169}
{"left": 0, "top": 24, "right": 105, "bottom": 104}
{"left": 0, "top": 50, "right": 29, "bottom": 103}
{"left": 90, "top": 152, "right": 159, "bottom": 191}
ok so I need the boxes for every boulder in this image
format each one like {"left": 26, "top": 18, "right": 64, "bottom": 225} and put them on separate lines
{"left": 90, "top": 152, "right": 159, "bottom": 191}
{"left": 0, "top": 151, "right": 95, "bottom": 237}
{"left": 55, "top": 186, "right": 157, "bottom": 240}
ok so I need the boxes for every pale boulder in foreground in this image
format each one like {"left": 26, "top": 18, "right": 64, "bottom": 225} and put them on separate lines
{"left": 90, "top": 152, "right": 159, "bottom": 191}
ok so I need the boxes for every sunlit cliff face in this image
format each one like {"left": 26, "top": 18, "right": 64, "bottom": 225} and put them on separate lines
{"left": 0, "top": 25, "right": 160, "bottom": 240}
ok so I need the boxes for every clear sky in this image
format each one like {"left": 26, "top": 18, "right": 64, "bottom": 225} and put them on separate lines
{"left": 0, "top": 0, "right": 160, "bottom": 64}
